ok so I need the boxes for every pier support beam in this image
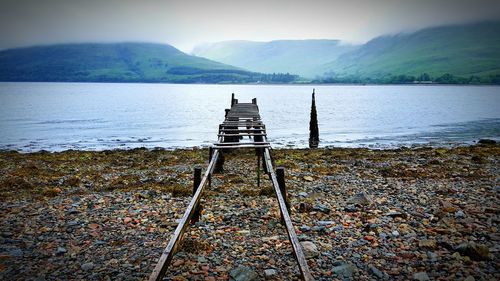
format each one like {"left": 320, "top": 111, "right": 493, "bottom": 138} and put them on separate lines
{"left": 191, "top": 167, "right": 202, "bottom": 224}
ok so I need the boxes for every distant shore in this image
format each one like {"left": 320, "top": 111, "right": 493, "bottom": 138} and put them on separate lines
{"left": 1, "top": 144, "right": 498, "bottom": 280}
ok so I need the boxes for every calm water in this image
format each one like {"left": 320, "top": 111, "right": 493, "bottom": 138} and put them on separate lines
{"left": 0, "top": 82, "right": 499, "bottom": 152}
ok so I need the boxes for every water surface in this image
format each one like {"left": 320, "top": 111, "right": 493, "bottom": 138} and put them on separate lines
{"left": 0, "top": 83, "right": 499, "bottom": 151}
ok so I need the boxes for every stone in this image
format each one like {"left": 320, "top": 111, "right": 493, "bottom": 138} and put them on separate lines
{"left": 312, "top": 204, "right": 331, "bottom": 214}
{"left": 332, "top": 263, "right": 356, "bottom": 277}
{"left": 299, "top": 225, "right": 311, "bottom": 232}
{"left": 303, "top": 176, "right": 314, "bottom": 182}
{"left": 478, "top": 139, "right": 496, "bottom": 144}
{"left": 300, "top": 241, "right": 319, "bottom": 258}
{"left": 427, "top": 251, "right": 438, "bottom": 262}
{"left": 413, "top": 272, "right": 430, "bottom": 281}
{"left": 455, "top": 210, "right": 465, "bottom": 218}
{"left": 455, "top": 241, "right": 490, "bottom": 261}
{"left": 56, "top": 247, "right": 67, "bottom": 255}
{"left": 348, "top": 192, "right": 372, "bottom": 205}
{"left": 229, "top": 266, "right": 258, "bottom": 281}
{"left": 418, "top": 239, "right": 437, "bottom": 249}
{"left": 81, "top": 262, "right": 94, "bottom": 271}
{"left": 298, "top": 192, "right": 308, "bottom": 197}
{"left": 264, "top": 269, "right": 277, "bottom": 278}
{"left": 369, "top": 264, "right": 384, "bottom": 279}
{"left": 316, "top": 220, "right": 335, "bottom": 226}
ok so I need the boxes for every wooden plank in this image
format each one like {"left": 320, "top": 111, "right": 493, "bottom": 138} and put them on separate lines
{"left": 214, "top": 141, "right": 269, "bottom": 145}
{"left": 212, "top": 145, "right": 271, "bottom": 149}
{"left": 217, "top": 133, "right": 267, "bottom": 137}
{"left": 149, "top": 149, "right": 220, "bottom": 281}
{"left": 264, "top": 148, "right": 314, "bottom": 281}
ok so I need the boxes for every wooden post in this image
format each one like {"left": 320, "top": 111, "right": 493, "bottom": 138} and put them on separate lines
{"left": 276, "top": 167, "right": 290, "bottom": 223}
{"left": 214, "top": 151, "right": 224, "bottom": 173}
{"left": 252, "top": 98, "right": 257, "bottom": 105}
{"left": 231, "top": 93, "right": 235, "bottom": 106}
{"left": 225, "top": 109, "right": 230, "bottom": 117}
{"left": 191, "top": 167, "right": 202, "bottom": 224}
{"left": 257, "top": 153, "right": 261, "bottom": 188}
{"left": 208, "top": 148, "right": 213, "bottom": 188}
{"left": 309, "top": 89, "right": 319, "bottom": 148}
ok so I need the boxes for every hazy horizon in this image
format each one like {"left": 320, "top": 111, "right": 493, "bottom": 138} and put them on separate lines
{"left": 1, "top": 0, "right": 500, "bottom": 53}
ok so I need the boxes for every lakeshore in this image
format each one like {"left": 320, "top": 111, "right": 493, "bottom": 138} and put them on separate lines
{"left": 0, "top": 144, "right": 499, "bottom": 280}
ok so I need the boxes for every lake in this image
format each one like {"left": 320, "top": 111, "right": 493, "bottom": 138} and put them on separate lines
{"left": 0, "top": 82, "right": 499, "bottom": 152}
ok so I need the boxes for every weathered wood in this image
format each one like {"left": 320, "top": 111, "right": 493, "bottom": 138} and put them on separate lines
{"left": 276, "top": 167, "right": 290, "bottom": 214}
{"left": 263, "top": 149, "right": 314, "bottom": 281}
{"left": 191, "top": 167, "right": 202, "bottom": 224}
{"left": 309, "top": 89, "right": 319, "bottom": 148}
{"left": 149, "top": 150, "right": 220, "bottom": 281}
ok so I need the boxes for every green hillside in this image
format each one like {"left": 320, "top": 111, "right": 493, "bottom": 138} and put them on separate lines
{"left": 0, "top": 43, "right": 297, "bottom": 83}
{"left": 322, "top": 22, "right": 500, "bottom": 82}
{"left": 192, "top": 40, "right": 358, "bottom": 78}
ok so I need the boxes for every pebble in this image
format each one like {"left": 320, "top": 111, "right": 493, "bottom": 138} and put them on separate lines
{"left": 0, "top": 146, "right": 498, "bottom": 281}
{"left": 413, "top": 271, "right": 430, "bottom": 281}
{"left": 332, "top": 263, "right": 356, "bottom": 277}
{"left": 369, "top": 264, "right": 384, "bottom": 279}
{"left": 56, "top": 247, "right": 67, "bottom": 255}
{"left": 264, "top": 268, "right": 277, "bottom": 278}
{"left": 230, "top": 266, "right": 258, "bottom": 281}
{"left": 81, "top": 262, "right": 94, "bottom": 271}
{"left": 455, "top": 241, "right": 490, "bottom": 261}
{"left": 300, "top": 241, "right": 319, "bottom": 258}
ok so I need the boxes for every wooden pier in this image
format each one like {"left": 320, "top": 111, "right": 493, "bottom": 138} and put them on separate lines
{"left": 149, "top": 94, "right": 314, "bottom": 281}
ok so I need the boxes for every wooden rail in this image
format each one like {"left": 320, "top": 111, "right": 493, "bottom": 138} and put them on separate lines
{"left": 149, "top": 94, "right": 314, "bottom": 281}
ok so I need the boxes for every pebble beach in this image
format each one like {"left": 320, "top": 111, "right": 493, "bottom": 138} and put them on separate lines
{"left": 0, "top": 144, "right": 499, "bottom": 280}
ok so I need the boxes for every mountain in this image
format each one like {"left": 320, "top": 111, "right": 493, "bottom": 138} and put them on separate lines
{"left": 321, "top": 22, "right": 500, "bottom": 81}
{"left": 0, "top": 43, "right": 297, "bottom": 83}
{"left": 192, "top": 40, "right": 358, "bottom": 78}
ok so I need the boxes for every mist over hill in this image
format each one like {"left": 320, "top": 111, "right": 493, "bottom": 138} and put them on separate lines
{"left": 0, "top": 43, "right": 297, "bottom": 83}
{"left": 320, "top": 21, "right": 500, "bottom": 83}
{"left": 192, "top": 40, "right": 358, "bottom": 79}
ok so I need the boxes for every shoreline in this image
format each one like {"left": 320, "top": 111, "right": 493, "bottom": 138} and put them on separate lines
{"left": 1, "top": 144, "right": 499, "bottom": 280}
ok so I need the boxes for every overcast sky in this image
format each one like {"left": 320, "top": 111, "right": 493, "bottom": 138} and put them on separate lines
{"left": 1, "top": 0, "right": 500, "bottom": 52}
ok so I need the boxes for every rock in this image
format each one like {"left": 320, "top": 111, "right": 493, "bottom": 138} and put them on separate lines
{"left": 391, "top": 230, "right": 400, "bottom": 237}
{"left": 299, "top": 225, "right": 311, "bottom": 232}
{"left": 66, "top": 207, "right": 79, "bottom": 214}
{"left": 312, "top": 204, "right": 331, "bottom": 214}
{"left": 264, "top": 268, "right": 277, "bottom": 278}
{"left": 197, "top": 256, "right": 208, "bottom": 263}
{"left": 455, "top": 210, "right": 465, "bottom": 218}
{"left": 427, "top": 251, "right": 438, "bottom": 262}
{"left": 303, "top": 176, "right": 314, "bottom": 182}
{"left": 298, "top": 202, "right": 312, "bottom": 213}
{"left": 369, "top": 264, "right": 384, "bottom": 279}
{"left": 316, "top": 220, "right": 335, "bottom": 226}
{"left": 418, "top": 239, "right": 437, "bottom": 249}
{"left": 385, "top": 211, "right": 407, "bottom": 218}
{"left": 8, "top": 248, "right": 23, "bottom": 257}
{"left": 478, "top": 139, "right": 496, "bottom": 144}
{"left": 348, "top": 192, "right": 372, "bottom": 206}
{"left": 229, "top": 266, "right": 258, "bottom": 281}
{"left": 413, "top": 272, "right": 430, "bottom": 281}
{"left": 344, "top": 205, "right": 358, "bottom": 212}
{"left": 332, "top": 263, "right": 356, "bottom": 277}
{"left": 56, "top": 247, "right": 67, "bottom": 255}
{"left": 298, "top": 192, "right": 308, "bottom": 197}
{"left": 455, "top": 241, "right": 490, "bottom": 261}
{"left": 124, "top": 217, "right": 132, "bottom": 224}
{"left": 300, "top": 241, "right": 319, "bottom": 258}
{"left": 81, "top": 262, "right": 94, "bottom": 271}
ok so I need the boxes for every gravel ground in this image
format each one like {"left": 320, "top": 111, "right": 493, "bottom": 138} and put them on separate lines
{"left": 0, "top": 144, "right": 498, "bottom": 280}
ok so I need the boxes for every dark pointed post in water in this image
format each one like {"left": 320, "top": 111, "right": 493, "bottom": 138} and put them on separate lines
{"left": 309, "top": 89, "right": 319, "bottom": 148}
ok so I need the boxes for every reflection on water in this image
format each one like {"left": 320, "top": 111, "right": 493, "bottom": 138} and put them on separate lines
{"left": 0, "top": 83, "right": 499, "bottom": 151}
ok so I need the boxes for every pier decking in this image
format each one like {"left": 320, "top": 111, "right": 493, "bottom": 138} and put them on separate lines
{"left": 149, "top": 95, "right": 314, "bottom": 281}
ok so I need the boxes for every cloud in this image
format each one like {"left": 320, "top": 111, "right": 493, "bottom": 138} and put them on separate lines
{"left": 1, "top": 0, "right": 499, "bottom": 52}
